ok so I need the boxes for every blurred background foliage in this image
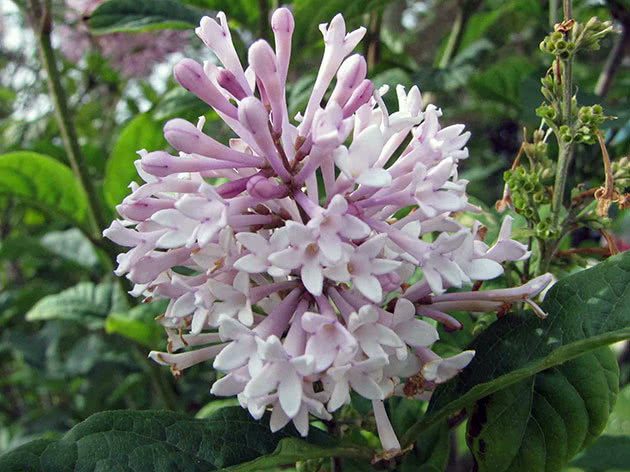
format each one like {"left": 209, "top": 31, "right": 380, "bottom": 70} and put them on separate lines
{"left": 1, "top": 0, "right": 629, "bottom": 470}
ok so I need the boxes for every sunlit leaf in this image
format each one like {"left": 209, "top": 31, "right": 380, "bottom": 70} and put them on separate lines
{"left": 26, "top": 282, "right": 127, "bottom": 329}
{"left": 0, "top": 152, "right": 88, "bottom": 227}
{"left": 103, "top": 114, "right": 166, "bottom": 212}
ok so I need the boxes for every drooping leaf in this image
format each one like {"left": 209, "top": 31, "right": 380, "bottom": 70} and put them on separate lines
{"left": 40, "top": 229, "right": 102, "bottom": 272}
{"left": 0, "top": 152, "right": 88, "bottom": 227}
{"left": 403, "top": 251, "right": 630, "bottom": 445}
{"left": 0, "top": 408, "right": 369, "bottom": 471}
{"left": 105, "top": 299, "right": 168, "bottom": 347}
{"left": 466, "top": 347, "right": 618, "bottom": 472}
{"left": 103, "top": 114, "right": 166, "bottom": 212}
{"left": 26, "top": 282, "right": 128, "bottom": 329}
{"left": 88, "top": 0, "right": 201, "bottom": 34}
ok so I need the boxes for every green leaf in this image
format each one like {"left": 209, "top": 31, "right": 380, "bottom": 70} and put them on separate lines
{"left": 105, "top": 299, "right": 168, "bottom": 347}
{"left": 466, "top": 347, "right": 618, "bottom": 471}
{"left": 470, "top": 57, "right": 535, "bottom": 107}
{"left": 40, "top": 229, "right": 101, "bottom": 271}
{"left": 152, "top": 87, "right": 208, "bottom": 122}
{"left": 26, "top": 282, "right": 128, "bottom": 329}
{"left": 0, "top": 408, "right": 368, "bottom": 471}
{"left": 88, "top": 0, "right": 201, "bottom": 34}
{"left": 403, "top": 251, "right": 630, "bottom": 445}
{"left": 571, "top": 436, "right": 630, "bottom": 471}
{"left": 195, "top": 398, "right": 240, "bottom": 419}
{"left": 0, "top": 152, "right": 88, "bottom": 227}
{"left": 103, "top": 114, "right": 166, "bottom": 211}
{"left": 231, "top": 437, "right": 370, "bottom": 471}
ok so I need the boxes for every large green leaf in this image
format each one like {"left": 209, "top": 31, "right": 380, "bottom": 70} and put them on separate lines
{"left": 0, "top": 152, "right": 88, "bottom": 227}
{"left": 402, "top": 251, "right": 630, "bottom": 445}
{"left": 26, "top": 282, "right": 128, "bottom": 329}
{"left": 0, "top": 408, "right": 369, "bottom": 471}
{"left": 88, "top": 0, "right": 201, "bottom": 34}
{"left": 103, "top": 114, "right": 166, "bottom": 211}
{"left": 466, "top": 347, "right": 618, "bottom": 471}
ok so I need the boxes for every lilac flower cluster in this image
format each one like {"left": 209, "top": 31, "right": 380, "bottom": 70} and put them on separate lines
{"left": 104, "top": 8, "right": 551, "bottom": 453}
{"left": 57, "top": 0, "right": 186, "bottom": 78}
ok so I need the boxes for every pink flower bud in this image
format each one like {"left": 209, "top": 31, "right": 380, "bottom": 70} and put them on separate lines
{"left": 248, "top": 40, "right": 285, "bottom": 133}
{"left": 196, "top": 14, "right": 246, "bottom": 80}
{"left": 247, "top": 175, "right": 287, "bottom": 200}
{"left": 342, "top": 79, "right": 373, "bottom": 118}
{"left": 216, "top": 69, "right": 248, "bottom": 100}
{"left": 377, "top": 272, "right": 402, "bottom": 293}
{"left": 117, "top": 198, "right": 174, "bottom": 222}
{"left": 163, "top": 119, "right": 263, "bottom": 167}
{"left": 173, "top": 58, "right": 238, "bottom": 119}
{"left": 329, "top": 54, "right": 366, "bottom": 107}
{"left": 140, "top": 150, "right": 244, "bottom": 177}
{"left": 271, "top": 8, "right": 294, "bottom": 82}
{"left": 238, "top": 97, "right": 291, "bottom": 181}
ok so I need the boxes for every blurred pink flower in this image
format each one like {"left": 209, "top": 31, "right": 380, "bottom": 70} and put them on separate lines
{"left": 57, "top": 0, "right": 186, "bottom": 77}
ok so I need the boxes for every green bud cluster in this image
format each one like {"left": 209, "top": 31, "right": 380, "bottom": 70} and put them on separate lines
{"left": 534, "top": 216, "right": 560, "bottom": 239}
{"left": 504, "top": 167, "right": 549, "bottom": 221}
{"left": 540, "top": 31, "right": 576, "bottom": 59}
{"left": 573, "top": 105, "right": 605, "bottom": 144}
{"left": 539, "top": 17, "right": 613, "bottom": 58}
{"left": 575, "top": 17, "right": 614, "bottom": 51}
{"left": 538, "top": 60, "right": 563, "bottom": 106}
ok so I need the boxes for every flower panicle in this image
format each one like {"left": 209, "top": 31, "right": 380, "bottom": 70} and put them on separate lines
{"left": 104, "top": 8, "right": 551, "bottom": 455}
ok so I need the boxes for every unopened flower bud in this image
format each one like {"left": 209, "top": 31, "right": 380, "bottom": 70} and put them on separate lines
{"left": 342, "top": 79, "right": 373, "bottom": 118}
{"left": 249, "top": 40, "right": 285, "bottom": 132}
{"left": 216, "top": 69, "right": 248, "bottom": 100}
{"left": 330, "top": 54, "right": 367, "bottom": 107}
{"left": 271, "top": 8, "right": 294, "bottom": 82}
{"left": 174, "top": 58, "right": 238, "bottom": 119}
{"left": 247, "top": 175, "right": 287, "bottom": 200}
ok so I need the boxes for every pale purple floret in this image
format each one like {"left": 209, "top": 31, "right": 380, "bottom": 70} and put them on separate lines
{"left": 104, "top": 7, "right": 552, "bottom": 454}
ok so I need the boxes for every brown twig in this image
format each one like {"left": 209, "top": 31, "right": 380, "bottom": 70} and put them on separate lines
{"left": 594, "top": 129, "right": 618, "bottom": 216}
{"left": 557, "top": 246, "right": 611, "bottom": 257}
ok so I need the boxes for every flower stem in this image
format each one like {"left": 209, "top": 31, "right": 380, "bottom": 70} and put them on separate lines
{"left": 550, "top": 2, "right": 574, "bottom": 229}
{"left": 28, "top": 0, "right": 106, "bottom": 237}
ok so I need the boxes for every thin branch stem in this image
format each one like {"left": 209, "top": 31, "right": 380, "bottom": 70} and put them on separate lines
{"left": 258, "top": 0, "right": 270, "bottom": 41}
{"left": 550, "top": 0, "right": 559, "bottom": 27}
{"left": 439, "top": 6, "right": 464, "bottom": 69}
{"left": 595, "top": 22, "right": 630, "bottom": 97}
{"left": 28, "top": 0, "right": 106, "bottom": 237}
